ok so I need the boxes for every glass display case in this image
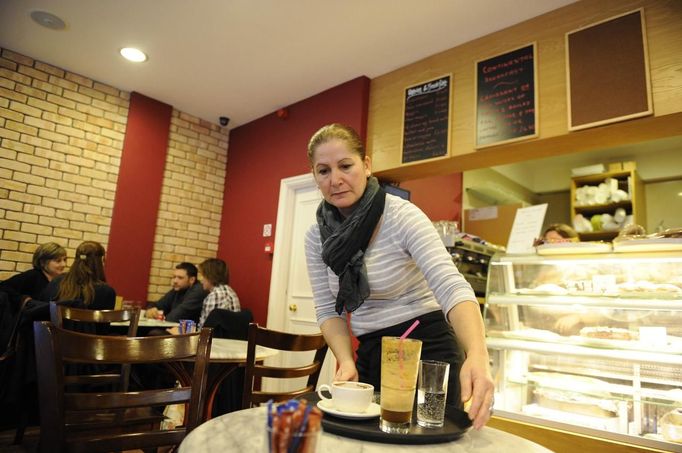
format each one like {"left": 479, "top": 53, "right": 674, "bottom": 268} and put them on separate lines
{"left": 484, "top": 250, "right": 682, "bottom": 451}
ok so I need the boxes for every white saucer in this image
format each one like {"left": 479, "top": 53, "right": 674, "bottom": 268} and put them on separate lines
{"left": 316, "top": 399, "right": 381, "bottom": 420}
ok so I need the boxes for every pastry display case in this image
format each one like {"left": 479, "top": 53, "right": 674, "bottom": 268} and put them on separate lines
{"left": 483, "top": 250, "right": 682, "bottom": 451}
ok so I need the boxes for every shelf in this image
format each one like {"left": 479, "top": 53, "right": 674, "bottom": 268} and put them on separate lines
{"left": 487, "top": 293, "right": 682, "bottom": 310}
{"left": 570, "top": 169, "right": 646, "bottom": 238}
{"left": 577, "top": 231, "right": 619, "bottom": 241}
{"left": 571, "top": 170, "right": 633, "bottom": 185}
{"left": 486, "top": 337, "right": 682, "bottom": 365}
{"left": 572, "top": 200, "right": 632, "bottom": 215}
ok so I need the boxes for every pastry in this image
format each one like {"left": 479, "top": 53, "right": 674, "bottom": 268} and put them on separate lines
{"left": 533, "top": 388, "right": 618, "bottom": 418}
{"left": 579, "top": 326, "right": 637, "bottom": 341}
{"left": 661, "top": 408, "right": 682, "bottom": 443}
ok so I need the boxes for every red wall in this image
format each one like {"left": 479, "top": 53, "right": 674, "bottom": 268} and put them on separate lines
{"left": 217, "top": 77, "right": 370, "bottom": 325}
{"left": 106, "top": 92, "right": 172, "bottom": 301}
{"left": 401, "top": 173, "right": 463, "bottom": 222}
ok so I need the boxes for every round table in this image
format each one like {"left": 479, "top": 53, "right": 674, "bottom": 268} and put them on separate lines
{"left": 173, "top": 338, "right": 279, "bottom": 420}
{"left": 179, "top": 406, "right": 553, "bottom": 453}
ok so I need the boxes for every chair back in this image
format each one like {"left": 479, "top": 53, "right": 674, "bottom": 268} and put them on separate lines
{"left": 33, "top": 321, "right": 212, "bottom": 452}
{"left": 50, "top": 301, "right": 141, "bottom": 392}
{"left": 50, "top": 301, "right": 141, "bottom": 337}
{"left": 242, "top": 323, "right": 327, "bottom": 408}
{"left": 203, "top": 308, "right": 253, "bottom": 340}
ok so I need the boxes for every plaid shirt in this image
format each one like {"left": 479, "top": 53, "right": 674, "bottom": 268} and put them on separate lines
{"left": 198, "top": 284, "right": 240, "bottom": 327}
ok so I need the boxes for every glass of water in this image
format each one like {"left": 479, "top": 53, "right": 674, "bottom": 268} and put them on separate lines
{"left": 417, "top": 360, "right": 450, "bottom": 428}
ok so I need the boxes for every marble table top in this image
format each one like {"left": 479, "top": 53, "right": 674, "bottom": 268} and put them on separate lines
{"left": 207, "top": 338, "right": 279, "bottom": 362}
{"left": 179, "top": 406, "right": 553, "bottom": 453}
{"left": 111, "top": 317, "right": 178, "bottom": 328}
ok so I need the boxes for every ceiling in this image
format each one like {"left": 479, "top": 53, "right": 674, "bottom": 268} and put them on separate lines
{"left": 0, "top": 0, "right": 575, "bottom": 129}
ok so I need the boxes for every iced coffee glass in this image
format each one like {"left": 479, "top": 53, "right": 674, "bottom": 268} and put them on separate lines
{"left": 380, "top": 336, "right": 422, "bottom": 434}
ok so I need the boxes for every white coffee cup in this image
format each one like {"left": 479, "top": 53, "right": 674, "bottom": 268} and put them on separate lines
{"left": 317, "top": 381, "right": 374, "bottom": 413}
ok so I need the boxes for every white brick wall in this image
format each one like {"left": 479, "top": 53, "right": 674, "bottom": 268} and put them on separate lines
{"left": 0, "top": 48, "right": 127, "bottom": 275}
{"left": 0, "top": 48, "right": 229, "bottom": 301}
{"left": 146, "top": 111, "right": 228, "bottom": 300}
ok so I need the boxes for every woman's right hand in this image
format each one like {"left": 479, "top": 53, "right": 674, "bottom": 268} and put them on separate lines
{"left": 334, "top": 359, "right": 359, "bottom": 382}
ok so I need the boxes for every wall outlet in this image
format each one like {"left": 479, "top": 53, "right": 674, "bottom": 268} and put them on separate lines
{"left": 263, "top": 224, "right": 272, "bottom": 237}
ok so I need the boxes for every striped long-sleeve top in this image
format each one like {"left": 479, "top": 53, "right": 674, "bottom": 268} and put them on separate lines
{"left": 304, "top": 194, "right": 476, "bottom": 336}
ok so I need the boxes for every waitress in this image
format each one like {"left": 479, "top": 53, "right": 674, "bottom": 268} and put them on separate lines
{"left": 304, "top": 124, "right": 494, "bottom": 430}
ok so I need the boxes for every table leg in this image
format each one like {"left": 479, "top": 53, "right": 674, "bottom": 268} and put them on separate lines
{"left": 203, "top": 363, "right": 240, "bottom": 420}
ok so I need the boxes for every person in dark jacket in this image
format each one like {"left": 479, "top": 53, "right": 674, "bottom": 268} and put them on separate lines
{"left": 0, "top": 242, "right": 67, "bottom": 311}
{"left": 41, "top": 240, "right": 115, "bottom": 311}
{"left": 145, "top": 262, "right": 207, "bottom": 323}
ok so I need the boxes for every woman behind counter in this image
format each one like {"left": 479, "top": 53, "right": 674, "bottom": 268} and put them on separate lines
{"left": 42, "top": 240, "right": 116, "bottom": 311}
{"left": 303, "top": 124, "right": 494, "bottom": 429}
{"left": 0, "top": 242, "right": 67, "bottom": 310}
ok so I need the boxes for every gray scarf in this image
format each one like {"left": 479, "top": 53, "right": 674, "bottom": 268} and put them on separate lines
{"left": 317, "top": 177, "right": 386, "bottom": 314}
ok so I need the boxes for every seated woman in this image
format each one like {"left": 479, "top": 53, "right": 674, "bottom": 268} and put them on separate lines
{"left": 42, "top": 241, "right": 116, "bottom": 316}
{"left": 0, "top": 242, "right": 67, "bottom": 311}
{"left": 197, "top": 258, "right": 240, "bottom": 328}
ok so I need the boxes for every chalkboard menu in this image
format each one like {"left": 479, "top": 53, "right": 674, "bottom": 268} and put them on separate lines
{"left": 401, "top": 75, "right": 451, "bottom": 163}
{"left": 475, "top": 43, "right": 537, "bottom": 148}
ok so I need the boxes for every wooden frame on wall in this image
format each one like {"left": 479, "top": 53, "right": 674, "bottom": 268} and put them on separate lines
{"left": 400, "top": 74, "right": 452, "bottom": 164}
{"left": 566, "top": 8, "right": 653, "bottom": 131}
{"left": 475, "top": 42, "right": 538, "bottom": 149}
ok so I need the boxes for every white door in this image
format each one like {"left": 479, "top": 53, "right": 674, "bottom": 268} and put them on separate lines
{"left": 265, "top": 174, "right": 336, "bottom": 393}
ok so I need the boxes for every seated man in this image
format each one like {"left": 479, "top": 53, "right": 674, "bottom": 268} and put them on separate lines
{"left": 146, "top": 262, "right": 207, "bottom": 323}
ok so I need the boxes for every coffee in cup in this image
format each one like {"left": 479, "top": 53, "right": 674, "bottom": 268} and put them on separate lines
{"left": 317, "top": 381, "right": 374, "bottom": 413}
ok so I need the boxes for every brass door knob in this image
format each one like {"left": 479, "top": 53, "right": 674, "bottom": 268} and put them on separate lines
{"left": 288, "top": 304, "right": 298, "bottom": 312}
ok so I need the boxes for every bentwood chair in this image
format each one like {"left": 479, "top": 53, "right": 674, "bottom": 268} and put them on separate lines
{"left": 241, "top": 323, "right": 327, "bottom": 409}
{"left": 49, "top": 302, "right": 141, "bottom": 337}
{"left": 49, "top": 302, "right": 141, "bottom": 393}
{"left": 203, "top": 308, "right": 254, "bottom": 415}
{"left": 33, "top": 321, "right": 212, "bottom": 453}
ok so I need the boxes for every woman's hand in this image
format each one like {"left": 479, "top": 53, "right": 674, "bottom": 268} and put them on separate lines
{"left": 334, "top": 359, "right": 359, "bottom": 382}
{"left": 459, "top": 351, "right": 495, "bottom": 430}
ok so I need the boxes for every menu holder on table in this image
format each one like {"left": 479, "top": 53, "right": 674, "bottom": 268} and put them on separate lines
{"left": 300, "top": 392, "right": 471, "bottom": 445}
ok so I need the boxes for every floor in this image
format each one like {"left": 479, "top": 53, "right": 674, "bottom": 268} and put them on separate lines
{"left": 0, "top": 428, "right": 149, "bottom": 453}
{"left": 0, "top": 427, "right": 39, "bottom": 453}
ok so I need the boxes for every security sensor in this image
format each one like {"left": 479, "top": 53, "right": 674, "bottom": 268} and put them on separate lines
{"left": 219, "top": 116, "right": 230, "bottom": 127}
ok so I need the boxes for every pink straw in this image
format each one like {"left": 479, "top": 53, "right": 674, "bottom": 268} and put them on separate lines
{"left": 400, "top": 320, "right": 420, "bottom": 340}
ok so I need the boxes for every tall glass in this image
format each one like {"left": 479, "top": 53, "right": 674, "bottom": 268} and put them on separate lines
{"left": 380, "top": 336, "right": 422, "bottom": 434}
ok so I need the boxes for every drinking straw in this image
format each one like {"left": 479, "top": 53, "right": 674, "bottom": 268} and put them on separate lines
{"left": 400, "top": 319, "right": 420, "bottom": 340}
{"left": 398, "top": 320, "right": 420, "bottom": 384}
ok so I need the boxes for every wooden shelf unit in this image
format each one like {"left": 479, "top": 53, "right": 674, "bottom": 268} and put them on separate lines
{"left": 570, "top": 169, "right": 646, "bottom": 242}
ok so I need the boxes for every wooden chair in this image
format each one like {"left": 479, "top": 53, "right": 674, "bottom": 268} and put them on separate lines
{"left": 33, "top": 321, "right": 212, "bottom": 452}
{"left": 49, "top": 302, "right": 141, "bottom": 393}
{"left": 241, "top": 323, "right": 327, "bottom": 408}
{"left": 49, "top": 301, "right": 141, "bottom": 337}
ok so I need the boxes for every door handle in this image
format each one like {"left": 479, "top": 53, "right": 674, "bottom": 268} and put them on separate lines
{"left": 288, "top": 304, "right": 298, "bottom": 312}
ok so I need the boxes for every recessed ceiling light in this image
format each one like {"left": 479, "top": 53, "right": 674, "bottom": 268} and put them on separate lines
{"left": 30, "top": 10, "right": 66, "bottom": 30}
{"left": 120, "top": 47, "right": 147, "bottom": 63}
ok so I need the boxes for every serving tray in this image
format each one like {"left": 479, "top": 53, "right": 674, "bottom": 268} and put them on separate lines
{"left": 300, "top": 392, "right": 471, "bottom": 445}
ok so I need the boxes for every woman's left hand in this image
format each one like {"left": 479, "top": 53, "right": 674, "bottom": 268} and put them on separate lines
{"left": 459, "top": 351, "right": 494, "bottom": 430}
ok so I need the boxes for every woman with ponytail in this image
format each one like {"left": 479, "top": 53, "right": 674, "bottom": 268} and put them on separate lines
{"left": 42, "top": 241, "right": 116, "bottom": 310}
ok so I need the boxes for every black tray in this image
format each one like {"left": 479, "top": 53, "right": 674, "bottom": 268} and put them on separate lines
{"left": 299, "top": 392, "right": 472, "bottom": 445}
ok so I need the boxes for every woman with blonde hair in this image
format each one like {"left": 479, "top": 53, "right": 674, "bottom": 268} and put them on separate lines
{"left": 0, "top": 241, "right": 67, "bottom": 310}
{"left": 42, "top": 241, "right": 116, "bottom": 310}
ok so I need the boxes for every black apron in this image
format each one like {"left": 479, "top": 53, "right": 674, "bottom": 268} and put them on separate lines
{"left": 355, "top": 310, "right": 464, "bottom": 408}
